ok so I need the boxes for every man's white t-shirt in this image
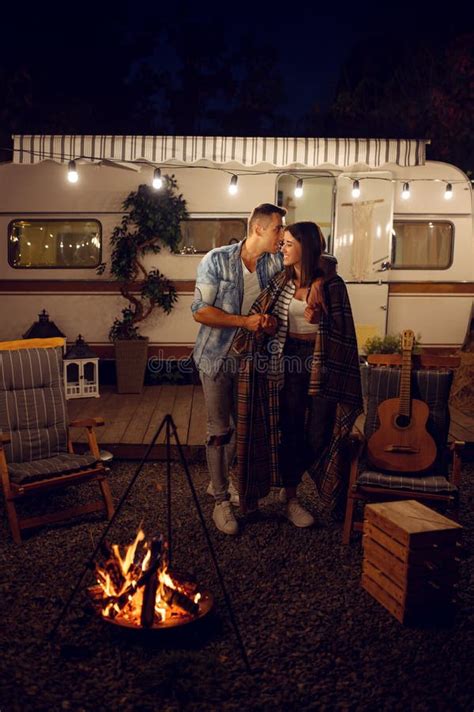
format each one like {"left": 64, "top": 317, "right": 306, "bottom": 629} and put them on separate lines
{"left": 240, "top": 260, "right": 261, "bottom": 315}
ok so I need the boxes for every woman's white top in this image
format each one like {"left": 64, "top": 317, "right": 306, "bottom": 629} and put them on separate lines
{"left": 288, "top": 297, "right": 318, "bottom": 334}
{"left": 240, "top": 260, "right": 261, "bottom": 315}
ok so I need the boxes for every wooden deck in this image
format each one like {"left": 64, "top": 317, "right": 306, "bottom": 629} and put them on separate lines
{"left": 68, "top": 385, "right": 474, "bottom": 460}
{"left": 68, "top": 385, "right": 206, "bottom": 460}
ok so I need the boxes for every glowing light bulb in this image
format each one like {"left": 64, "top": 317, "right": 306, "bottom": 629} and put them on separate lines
{"left": 352, "top": 180, "right": 360, "bottom": 198}
{"left": 152, "top": 168, "right": 163, "bottom": 190}
{"left": 444, "top": 183, "right": 453, "bottom": 200}
{"left": 228, "top": 175, "right": 238, "bottom": 195}
{"left": 67, "top": 160, "right": 78, "bottom": 183}
{"left": 294, "top": 178, "right": 304, "bottom": 198}
{"left": 401, "top": 182, "right": 410, "bottom": 200}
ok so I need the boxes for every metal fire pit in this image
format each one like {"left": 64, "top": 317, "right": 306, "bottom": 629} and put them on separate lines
{"left": 88, "top": 571, "right": 214, "bottom": 633}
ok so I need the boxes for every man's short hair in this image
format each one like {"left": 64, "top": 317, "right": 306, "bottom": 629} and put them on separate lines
{"left": 248, "top": 203, "right": 286, "bottom": 232}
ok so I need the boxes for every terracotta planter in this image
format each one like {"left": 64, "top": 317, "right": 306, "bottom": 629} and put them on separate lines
{"left": 114, "top": 338, "right": 149, "bottom": 393}
{"left": 366, "top": 354, "right": 402, "bottom": 366}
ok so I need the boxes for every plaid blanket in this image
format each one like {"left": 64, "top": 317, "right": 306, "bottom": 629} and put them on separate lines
{"left": 307, "top": 275, "right": 363, "bottom": 509}
{"left": 233, "top": 271, "right": 363, "bottom": 512}
{"left": 233, "top": 272, "right": 289, "bottom": 509}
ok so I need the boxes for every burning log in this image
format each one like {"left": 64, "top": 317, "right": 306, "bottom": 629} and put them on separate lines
{"left": 140, "top": 537, "right": 163, "bottom": 628}
{"left": 162, "top": 584, "right": 199, "bottom": 617}
{"left": 90, "top": 529, "right": 209, "bottom": 629}
{"left": 126, "top": 545, "right": 145, "bottom": 580}
{"left": 96, "top": 557, "right": 159, "bottom": 616}
{"left": 100, "top": 541, "right": 125, "bottom": 593}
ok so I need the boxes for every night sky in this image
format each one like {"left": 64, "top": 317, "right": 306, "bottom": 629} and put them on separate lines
{"left": 1, "top": 0, "right": 472, "bottom": 156}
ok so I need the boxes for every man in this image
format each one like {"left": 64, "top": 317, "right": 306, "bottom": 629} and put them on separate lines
{"left": 191, "top": 203, "right": 286, "bottom": 535}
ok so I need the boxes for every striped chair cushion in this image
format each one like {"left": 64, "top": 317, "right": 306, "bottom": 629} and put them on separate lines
{"left": 0, "top": 346, "right": 68, "bottom": 464}
{"left": 364, "top": 367, "right": 453, "bottom": 474}
{"left": 8, "top": 453, "right": 98, "bottom": 484}
{"left": 357, "top": 469, "right": 457, "bottom": 493}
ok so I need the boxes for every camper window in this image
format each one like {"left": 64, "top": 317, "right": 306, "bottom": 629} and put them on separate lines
{"left": 8, "top": 219, "right": 102, "bottom": 269}
{"left": 391, "top": 220, "right": 454, "bottom": 270}
{"left": 276, "top": 174, "right": 334, "bottom": 250}
{"left": 179, "top": 218, "right": 246, "bottom": 253}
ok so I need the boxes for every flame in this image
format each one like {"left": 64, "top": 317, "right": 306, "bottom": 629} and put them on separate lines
{"left": 113, "top": 528, "right": 145, "bottom": 577}
{"left": 94, "top": 530, "right": 200, "bottom": 626}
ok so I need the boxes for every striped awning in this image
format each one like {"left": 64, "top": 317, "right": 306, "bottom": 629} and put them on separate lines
{"left": 12, "top": 135, "right": 428, "bottom": 168}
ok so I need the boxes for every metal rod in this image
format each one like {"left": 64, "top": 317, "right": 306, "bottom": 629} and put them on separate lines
{"left": 168, "top": 416, "right": 252, "bottom": 674}
{"left": 48, "top": 416, "right": 168, "bottom": 640}
{"left": 166, "top": 416, "right": 172, "bottom": 567}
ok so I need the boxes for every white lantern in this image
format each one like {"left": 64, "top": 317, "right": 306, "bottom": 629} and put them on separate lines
{"left": 63, "top": 335, "right": 100, "bottom": 399}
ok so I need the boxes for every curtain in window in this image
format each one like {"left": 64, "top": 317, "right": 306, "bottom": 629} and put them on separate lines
{"left": 351, "top": 202, "right": 374, "bottom": 281}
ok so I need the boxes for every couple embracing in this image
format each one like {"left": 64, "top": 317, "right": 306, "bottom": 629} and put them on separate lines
{"left": 191, "top": 203, "right": 362, "bottom": 535}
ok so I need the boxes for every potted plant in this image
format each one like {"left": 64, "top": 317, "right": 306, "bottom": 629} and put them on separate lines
{"left": 363, "top": 332, "right": 421, "bottom": 365}
{"left": 98, "top": 177, "right": 188, "bottom": 393}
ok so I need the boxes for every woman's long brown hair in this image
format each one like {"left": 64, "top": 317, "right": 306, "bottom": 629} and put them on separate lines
{"left": 283, "top": 221, "right": 324, "bottom": 287}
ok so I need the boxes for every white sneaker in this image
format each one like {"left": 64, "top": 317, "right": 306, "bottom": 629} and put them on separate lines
{"left": 286, "top": 498, "right": 314, "bottom": 528}
{"left": 212, "top": 501, "right": 238, "bottom": 535}
{"left": 207, "top": 480, "right": 239, "bottom": 506}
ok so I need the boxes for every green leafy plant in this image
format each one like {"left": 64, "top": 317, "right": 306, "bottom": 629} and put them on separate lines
{"left": 98, "top": 178, "right": 188, "bottom": 340}
{"left": 364, "top": 332, "right": 422, "bottom": 355}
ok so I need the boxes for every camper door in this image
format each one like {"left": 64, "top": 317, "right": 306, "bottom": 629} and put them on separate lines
{"left": 333, "top": 171, "right": 394, "bottom": 349}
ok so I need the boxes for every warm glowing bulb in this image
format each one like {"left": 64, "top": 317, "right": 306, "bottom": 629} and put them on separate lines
{"left": 152, "top": 168, "right": 163, "bottom": 190}
{"left": 351, "top": 180, "right": 360, "bottom": 198}
{"left": 228, "top": 175, "right": 238, "bottom": 195}
{"left": 67, "top": 160, "right": 78, "bottom": 183}
{"left": 401, "top": 182, "right": 410, "bottom": 200}
{"left": 444, "top": 183, "right": 453, "bottom": 200}
{"left": 294, "top": 178, "right": 304, "bottom": 198}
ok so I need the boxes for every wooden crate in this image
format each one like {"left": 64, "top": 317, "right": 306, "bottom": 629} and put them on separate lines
{"left": 361, "top": 500, "right": 463, "bottom": 624}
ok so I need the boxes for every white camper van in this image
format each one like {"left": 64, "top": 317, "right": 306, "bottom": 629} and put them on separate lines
{"left": 1, "top": 135, "right": 472, "bottom": 360}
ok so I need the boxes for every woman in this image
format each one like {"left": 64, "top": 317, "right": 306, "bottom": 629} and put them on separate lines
{"left": 233, "top": 221, "right": 362, "bottom": 523}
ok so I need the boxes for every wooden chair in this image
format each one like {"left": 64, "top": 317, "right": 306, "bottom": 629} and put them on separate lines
{"left": 0, "top": 338, "right": 114, "bottom": 543}
{"left": 342, "top": 359, "right": 463, "bottom": 544}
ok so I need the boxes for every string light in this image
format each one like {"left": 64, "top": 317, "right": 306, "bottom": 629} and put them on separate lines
{"left": 1, "top": 146, "right": 465, "bottom": 202}
{"left": 152, "top": 168, "right": 163, "bottom": 190}
{"left": 351, "top": 180, "right": 360, "bottom": 198}
{"left": 444, "top": 183, "right": 453, "bottom": 200}
{"left": 294, "top": 178, "right": 304, "bottom": 198}
{"left": 401, "top": 182, "right": 411, "bottom": 199}
{"left": 228, "top": 174, "right": 238, "bottom": 195}
{"left": 67, "top": 160, "right": 78, "bottom": 183}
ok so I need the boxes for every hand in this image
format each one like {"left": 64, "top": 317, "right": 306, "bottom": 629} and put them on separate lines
{"left": 244, "top": 314, "right": 265, "bottom": 332}
{"left": 306, "top": 278, "right": 327, "bottom": 318}
{"left": 260, "top": 314, "right": 278, "bottom": 335}
{"left": 304, "top": 305, "right": 321, "bottom": 324}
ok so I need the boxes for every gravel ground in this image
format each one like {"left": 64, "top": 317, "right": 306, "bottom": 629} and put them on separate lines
{"left": 1, "top": 459, "right": 473, "bottom": 712}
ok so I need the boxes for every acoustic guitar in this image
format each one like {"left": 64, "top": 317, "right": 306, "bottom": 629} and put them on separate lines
{"left": 367, "top": 330, "right": 437, "bottom": 473}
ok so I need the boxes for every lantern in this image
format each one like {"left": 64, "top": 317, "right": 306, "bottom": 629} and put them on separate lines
{"left": 64, "top": 335, "right": 100, "bottom": 399}
{"left": 23, "top": 309, "right": 66, "bottom": 339}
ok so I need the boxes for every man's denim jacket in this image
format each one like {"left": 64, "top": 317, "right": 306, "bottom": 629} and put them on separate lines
{"left": 191, "top": 240, "right": 283, "bottom": 376}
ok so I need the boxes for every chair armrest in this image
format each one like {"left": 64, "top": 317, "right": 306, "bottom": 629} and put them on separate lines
{"left": 349, "top": 431, "right": 365, "bottom": 458}
{"left": 68, "top": 418, "right": 104, "bottom": 459}
{"left": 69, "top": 417, "right": 105, "bottom": 428}
{"left": 0, "top": 432, "right": 11, "bottom": 445}
{"left": 348, "top": 430, "right": 365, "bottom": 490}
{"left": 449, "top": 440, "right": 464, "bottom": 488}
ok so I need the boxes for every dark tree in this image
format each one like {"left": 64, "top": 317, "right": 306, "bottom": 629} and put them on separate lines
{"left": 318, "top": 30, "right": 473, "bottom": 173}
{"left": 0, "top": 5, "right": 162, "bottom": 160}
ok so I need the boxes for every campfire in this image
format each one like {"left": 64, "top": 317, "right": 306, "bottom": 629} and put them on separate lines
{"left": 88, "top": 529, "right": 212, "bottom": 630}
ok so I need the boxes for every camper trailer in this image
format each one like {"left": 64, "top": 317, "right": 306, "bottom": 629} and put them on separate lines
{"left": 1, "top": 135, "right": 472, "bottom": 360}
